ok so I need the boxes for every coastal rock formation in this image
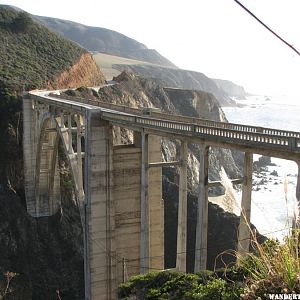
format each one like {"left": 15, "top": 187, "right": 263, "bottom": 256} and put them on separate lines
{"left": 113, "top": 64, "right": 236, "bottom": 106}
{"left": 213, "top": 78, "right": 247, "bottom": 99}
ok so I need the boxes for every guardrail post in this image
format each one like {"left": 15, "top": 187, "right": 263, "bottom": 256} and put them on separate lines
{"left": 194, "top": 143, "right": 209, "bottom": 272}
{"left": 237, "top": 152, "right": 253, "bottom": 260}
{"left": 176, "top": 140, "right": 188, "bottom": 272}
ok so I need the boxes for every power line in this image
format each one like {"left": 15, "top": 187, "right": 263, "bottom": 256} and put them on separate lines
{"left": 233, "top": 0, "right": 300, "bottom": 57}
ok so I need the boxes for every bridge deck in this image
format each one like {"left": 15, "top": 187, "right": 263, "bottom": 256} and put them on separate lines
{"left": 28, "top": 91, "right": 300, "bottom": 161}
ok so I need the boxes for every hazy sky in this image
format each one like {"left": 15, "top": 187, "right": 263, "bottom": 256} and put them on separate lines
{"left": 1, "top": 0, "right": 300, "bottom": 96}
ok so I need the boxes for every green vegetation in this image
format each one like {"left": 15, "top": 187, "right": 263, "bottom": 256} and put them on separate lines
{"left": 0, "top": 7, "right": 85, "bottom": 90}
{"left": 119, "top": 229, "right": 300, "bottom": 299}
{"left": 0, "top": 6, "right": 86, "bottom": 186}
{"left": 239, "top": 230, "right": 300, "bottom": 299}
{"left": 118, "top": 270, "right": 243, "bottom": 300}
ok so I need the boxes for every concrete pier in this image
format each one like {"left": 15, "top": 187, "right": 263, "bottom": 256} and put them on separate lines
{"left": 140, "top": 132, "right": 149, "bottom": 274}
{"left": 237, "top": 152, "right": 253, "bottom": 258}
{"left": 23, "top": 97, "right": 37, "bottom": 216}
{"left": 194, "top": 144, "right": 209, "bottom": 271}
{"left": 176, "top": 140, "right": 188, "bottom": 272}
{"left": 84, "top": 113, "right": 115, "bottom": 299}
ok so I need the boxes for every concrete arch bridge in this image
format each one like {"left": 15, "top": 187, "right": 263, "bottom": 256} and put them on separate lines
{"left": 23, "top": 90, "right": 300, "bottom": 299}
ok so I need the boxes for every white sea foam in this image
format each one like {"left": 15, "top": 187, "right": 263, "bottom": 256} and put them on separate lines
{"left": 223, "top": 95, "right": 300, "bottom": 241}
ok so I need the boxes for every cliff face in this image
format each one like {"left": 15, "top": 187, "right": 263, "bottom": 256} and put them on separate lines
{"left": 113, "top": 64, "right": 236, "bottom": 106}
{"left": 213, "top": 78, "right": 247, "bottom": 99}
{"left": 50, "top": 52, "right": 106, "bottom": 89}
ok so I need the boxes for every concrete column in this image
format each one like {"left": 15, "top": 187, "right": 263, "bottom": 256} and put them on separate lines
{"left": 140, "top": 132, "right": 150, "bottom": 274}
{"left": 237, "top": 152, "right": 253, "bottom": 258}
{"left": 48, "top": 120, "right": 61, "bottom": 215}
{"left": 76, "top": 115, "right": 84, "bottom": 201}
{"left": 23, "top": 95, "right": 37, "bottom": 216}
{"left": 68, "top": 114, "right": 73, "bottom": 154}
{"left": 176, "top": 140, "right": 188, "bottom": 272}
{"left": 84, "top": 111, "right": 115, "bottom": 300}
{"left": 148, "top": 135, "right": 163, "bottom": 271}
{"left": 194, "top": 144, "right": 209, "bottom": 272}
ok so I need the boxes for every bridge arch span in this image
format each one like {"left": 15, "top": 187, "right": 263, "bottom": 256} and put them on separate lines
{"left": 26, "top": 105, "right": 85, "bottom": 218}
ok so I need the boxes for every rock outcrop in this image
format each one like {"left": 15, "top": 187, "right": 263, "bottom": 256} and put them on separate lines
{"left": 113, "top": 64, "right": 236, "bottom": 106}
{"left": 213, "top": 78, "right": 247, "bottom": 99}
{"left": 50, "top": 52, "right": 106, "bottom": 89}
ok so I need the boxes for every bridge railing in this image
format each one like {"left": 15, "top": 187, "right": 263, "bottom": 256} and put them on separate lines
{"left": 51, "top": 94, "right": 300, "bottom": 139}
{"left": 101, "top": 110, "right": 300, "bottom": 152}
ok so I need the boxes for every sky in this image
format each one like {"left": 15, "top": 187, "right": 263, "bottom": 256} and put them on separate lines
{"left": 1, "top": 0, "right": 300, "bottom": 96}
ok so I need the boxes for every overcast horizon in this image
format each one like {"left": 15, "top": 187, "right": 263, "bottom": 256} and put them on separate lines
{"left": 1, "top": 0, "right": 300, "bottom": 98}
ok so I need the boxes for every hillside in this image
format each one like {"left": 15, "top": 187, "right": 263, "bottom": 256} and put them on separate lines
{"left": 0, "top": 6, "right": 105, "bottom": 90}
{"left": 32, "top": 15, "right": 177, "bottom": 68}
{"left": 18, "top": 8, "right": 246, "bottom": 105}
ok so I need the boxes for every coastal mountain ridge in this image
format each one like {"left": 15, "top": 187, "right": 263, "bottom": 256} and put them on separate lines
{"left": 32, "top": 14, "right": 177, "bottom": 68}
{"left": 1, "top": 4, "right": 248, "bottom": 105}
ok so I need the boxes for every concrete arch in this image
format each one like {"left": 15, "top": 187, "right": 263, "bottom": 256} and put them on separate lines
{"left": 34, "top": 112, "right": 85, "bottom": 217}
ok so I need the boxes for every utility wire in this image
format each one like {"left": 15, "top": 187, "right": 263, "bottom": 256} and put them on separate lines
{"left": 233, "top": 0, "right": 300, "bottom": 56}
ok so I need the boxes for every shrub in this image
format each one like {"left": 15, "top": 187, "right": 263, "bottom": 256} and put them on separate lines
{"left": 239, "top": 230, "right": 300, "bottom": 298}
{"left": 118, "top": 270, "right": 242, "bottom": 299}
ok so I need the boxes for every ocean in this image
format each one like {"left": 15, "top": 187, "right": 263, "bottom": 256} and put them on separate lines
{"left": 222, "top": 95, "right": 300, "bottom": 241}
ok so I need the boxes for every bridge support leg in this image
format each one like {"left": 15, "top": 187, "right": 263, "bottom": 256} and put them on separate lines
{"left": 23, "top": 96, "right": 37, "bottom": 216}
{"left": 84, "top": 113, "right": 115, "bottom": 300}
{"left": 237, "top": 152, "right": 253, "bottom": 259}
{"left": 194, "top": 144, "right": 209, "bottom": 272}
{"left": 140, "top": 132, "right": 150, "bottom": 274}
{"left": 176, "top": 140, "right": 188, "bottom": 272}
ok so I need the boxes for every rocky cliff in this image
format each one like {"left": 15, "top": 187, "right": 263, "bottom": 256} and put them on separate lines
{"left": 213, "top": 78, "right": 247, "bottom": 99}
{"left": 113, "top": 64, "right": 236, "bottom": 106}
{"left": 50, "top": 52, "right": 106, "bottom": 89}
